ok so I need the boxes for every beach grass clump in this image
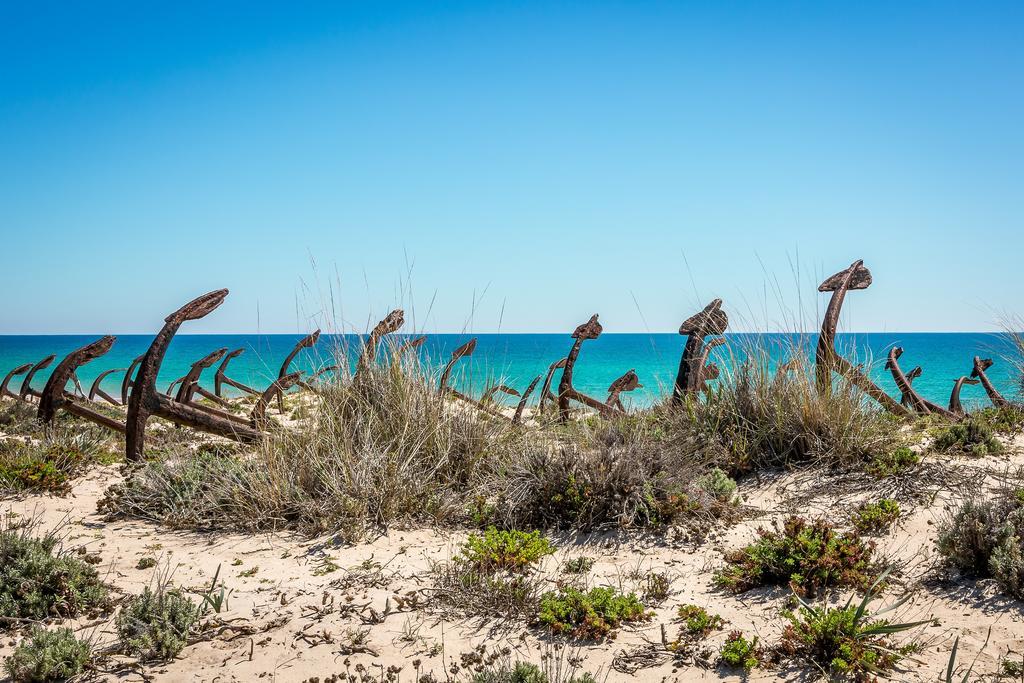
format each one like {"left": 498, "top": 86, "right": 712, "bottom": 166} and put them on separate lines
{"left": 457, "top": 528, "right": 555, "bottom": 573}
{"left": 676, "top": 604, "right": 725, "bottom": 639}
{"left": 0, "top": 427, "right": 116, "bottom": 494}
{"left": 936, "top": 488, "right": 1024, "bottom": 599}
{"left": 3, "top": 627, "right": 91, "bottom": 682}
{"left": 103, "top": 352, "right": 524, "bottom": 539}
{"left": 487, "top": 418, "right": 728, "bottom": 531}
{"left": 116, "top": 585, "right": 199, "bottom": 661}
{"left": 931, "top": 417, "right": 1003, "bottom": 456}
{"left": 779, "top": 576, "right": 929, "bottom": 682}
{"left": 719, "top": 630, "right": 762, "bottom": 671}
{"left": 0, "top": 518, "right": 108, "bottom": 625}
{"left": 714, "top": 516, "right": 877, "bottom": 596}
{"left": 536, "top": 586, "right": 650, "bottom": 641}
{"left": 679, "top": 348, "right": 903, "bottom": 474}
{"left": 851, "top": 499, "right": 901, "bottom": 534}
{"left": 867, "top": 446, "right": 919, "bottom": 477}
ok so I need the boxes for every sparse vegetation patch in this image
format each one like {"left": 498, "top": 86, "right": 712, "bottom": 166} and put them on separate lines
{"left": 3, "top": 627, "right": 91, "bottom": 682}
{"left": 714, "top": 516, "right": 877, "bottom": 595}
{"left": 537, "top": 586, "right": 649, "bottom": 641}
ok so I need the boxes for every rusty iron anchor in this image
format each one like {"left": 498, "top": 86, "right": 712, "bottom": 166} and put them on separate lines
{"left": 557, "top": 315, "right": 621, "bottom": 421}
{"left": 814, "top": 261, "right": 908, "bottom": 416}
{"left": 125, "top": 290, "right": 263, "bottom": 461}
{"left": 19, "top": 355, "right": 57, "bottom": 402}
{"left": 214, "top": 348, "right": 260, "bottom": 398}
{"left": 88, "top": 368, "right": 127, "bottom": 406}
{"left": 1, "top": 363, "right": 33, "bottom": 400}
{"left": 37, "top": 337, "right": 126, "bottom": 434}
{"left": 971, "top": 357, "right": 1009, "bottom": 409}
{"left": 512, "top": 375, "right": 541, "bottom": 426}
{"left": 537, "top": 358, "right": 567, "bottom": 413}
{"left": 949, "top": 375, "right": 981, "bottom": 416}
{"left": 606, "top": 369, "right": 642, "bottom": 412}
{"left": 884, "top": 348, "right": 956, "bottom": 419}
{"left": 672, "top": 300, "right": 728, "bottom": 403}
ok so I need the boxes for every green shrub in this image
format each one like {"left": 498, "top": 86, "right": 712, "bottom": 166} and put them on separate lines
{"left": 0, "top": 428, "right": 116, "bottom": 494}
{"left": 932, "top": 418, "right": 1003, "bottom": 456}
{"left": 936, "top": 489, "right": 1024, "bottom": 599}
{"left": 458, "top": 528, "right": 555, "bottom": 573}
{"left": 676, "top": 604, "right": 725, "bottom": 638}
{"left": 714, "top": 516, "right": 876, "bottom": 595}
{"left": 852, "top": 499, "right": 901, "bottom": 534}
{"left": 0, "top": 522, "right": 108, "bottom": 624}
{"left": 537, "top": 586, "right": 650, "bottom": 640}
{"left": 719, "top": 630, "right": 760, "bottom": 670}
{"left": 867, "top": 447, "right": 919, "bottom": 477}
{"left": 3, "top": 627, "right": 91, "bottom": 682}
{"left": 697, "top": 467, "right": 739, "bottom": 503}
{"left": 115, "top": 586, "right": 199, "bottom": 661}
{"left": 779, "top": 573, "right": 929, "bottom": 681}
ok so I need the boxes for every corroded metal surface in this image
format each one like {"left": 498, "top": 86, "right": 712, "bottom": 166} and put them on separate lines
{"left": 971, "top": 356, "right": 1009, "bottom": 408}
{"left": 20, "top": 355, "right": 56, "bottom": 401}
{"left": 126, "top": 290, "right": 262, "bottom": 461}
{"left": 949, "top": 376, "right": 980, "bottom": 416}
{"left": 884, "top": 348, "right": 955, "bottom": 418}
{"left": 214, "top": 348, "right": 259, "bottom": 397}
{"left": 481, "top": 383, "right": 520, "bottom": 404}
{"left": 88, "top": 368, "right": 126, "bottom": 406}
{"left": 606, "top": 369, "right": 642, "bottom": 411}
{"left": 513, "top": 375, "right": 540, "bottom": 425}
{"left": 673, "top": 300, "right": 728, "bottom": 402}
{"left": 37, "top": 337, "right": 125, "bottom": 433}
{"left": 538, "top": 358, "right": 567, "bottom": 412}
{"left": 899, "top": 366, "right": 923, "bottom": 409}
{"left": 814, "top": 261, "right": 908, "bottom": 416}
{"left": 251, "top": 372, "right": 303, "bottom": 429}
{"left": 357, "top": 310, "right": 405, "bottom": 375}
{"left": 556, "top": 315, "right": 621, "bottom": 420}
{"left": 1, "top": 363, "right": 32, "bottom": 400}
{"left": 398, "top": 335, "right": 427, "bottom": 355}
{"left": 120, "top": 355, "right": 144, "bottom": 404}
{"left": 38, "top": 336, "right": 115, "bottom": 423}
{"left": 174, "top": 348, "right": 228, "bottom": 404}
{"left": 439, "top": 338, "right": 477, "bottom": 394}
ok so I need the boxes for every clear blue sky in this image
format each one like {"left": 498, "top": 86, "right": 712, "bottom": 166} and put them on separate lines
{"left": 2, "top": 1, "right": 1021, "bottom": 334}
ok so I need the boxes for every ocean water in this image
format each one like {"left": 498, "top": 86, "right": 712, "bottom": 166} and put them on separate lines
{"left": 0, "top": 333, "right": 1019, "bottom": 411}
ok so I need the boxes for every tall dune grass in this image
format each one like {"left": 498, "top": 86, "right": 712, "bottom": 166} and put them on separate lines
{"left": 103, "top": 336, "right": 903, "bottom": 538}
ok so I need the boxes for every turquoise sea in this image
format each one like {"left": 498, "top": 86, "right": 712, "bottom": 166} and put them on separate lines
{"left": 0, "top": 333, "right": 1019, "bottom": 411}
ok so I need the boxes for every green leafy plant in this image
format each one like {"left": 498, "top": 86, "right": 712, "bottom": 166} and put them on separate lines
{"left": 0, "top": 428, "right": 115, "bottom": 494}
{"left": 714, "top": 516, "right": 877, "bottom": 595}
{"left": 116, "top": 585, "right": 199, "bottom": 661}
{"left": 779, "top": 570, "right": 931, "bottom": 681}
{"left": 852, "top": 499, "right": 901, "bottom": 534}
{"left": 458, "top": 528, "right": 555, "bottom": 573}
{"left": 0, "top": 520, "right": 108, "bottom": 625}
{"left": 3, "top": 627, "right": 91, "bottom": 682}
{"left": 932, "top": 418, "right": 1003, "bottom": 456}
{"left": 867, "top": 447, "right": 919, "bottom": 477}
{"left": 697, "top": 467, "right": 739, "bottom": 503}
{"left": 537, "top": 586, "right": 650, "bottom": 640}
{"left": 719, "top": 630, "right": 760, "bottom": 670}
{"left": 676, "top": 604, "right": 725, "bottom": 638}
